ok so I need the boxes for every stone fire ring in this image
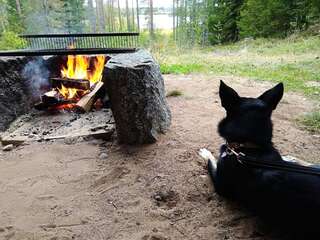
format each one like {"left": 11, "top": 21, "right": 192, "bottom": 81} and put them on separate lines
{"left": 0, "top": 49, "right": 171, "bottom": 144}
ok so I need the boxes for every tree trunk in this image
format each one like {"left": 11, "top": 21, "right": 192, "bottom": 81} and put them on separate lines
{"left": 101, "top": 0, "right": 106, "bottom": 31}
{"left": 15, "top": 0, "right": 22, "bottom": 17}
{"left": 42, "top": 0, "right": 50, "bottom": 32}
{"left": 136, "top": 0, "right": 140, "bottom": 31}
{"left": 88, "top": 0, "right": 96, "bottom": 32}
{"left": 117, "top": 0, "right": 122, "bottom": 31}
{"left": 176, "top": 0, "right": 179, "bottom": 41}
{"left": 131, "top": 0, "right": 135, "bottom": 30}
{"left": 173, "top": 0, "right": 176, "bottom": 41}
{"left": 149, "top": 0, "right": 154, "bottom": 38}
{"left": 125, "top": 0, "right": 131, "bottom": 31}
{"left": 191, "top": 0, "right": 196, "bottom": 44}
{"left": 96, "top": 0, "right": 106, "bottom": 31}
{"left": 111, "top": 0, "right": 115, "bottom": 32}
{"left": 0, "top": 2, "right": 7, "bottom": 32}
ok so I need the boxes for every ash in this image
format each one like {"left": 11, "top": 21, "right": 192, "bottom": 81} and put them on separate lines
{"left": 3, "top": 108, "right": 115, "bottom": 143}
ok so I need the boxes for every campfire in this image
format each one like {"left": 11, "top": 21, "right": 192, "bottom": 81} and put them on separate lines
{"left": 35, "top": 55, "right": 106, "bottom": 112}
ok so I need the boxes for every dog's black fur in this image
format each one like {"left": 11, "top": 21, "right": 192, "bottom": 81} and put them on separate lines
{"left": 209, "top": 81, "right": 320, "bottom": 237}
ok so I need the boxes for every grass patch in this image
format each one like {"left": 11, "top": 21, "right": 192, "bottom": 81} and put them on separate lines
{"left": 166, "top": 89, "right": 183, "bottom": 97}
{"left": 158, "top": 34, "right": 320, "bottom": 101}
{"left": 299, "top": 111, "right": 320, "bottom": 133}
{"left": 160, "top": 61, "right": 320, "bottom": 100}
{"left": 161, "top": 63, "right": 205, "bottom": 74}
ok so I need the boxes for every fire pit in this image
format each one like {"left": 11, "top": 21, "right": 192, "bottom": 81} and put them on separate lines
{"left": 0, "top": 34, "right": 171, "bottom": 145}
{"left": 35, "top": 55, "right": 107, "bottom": 112}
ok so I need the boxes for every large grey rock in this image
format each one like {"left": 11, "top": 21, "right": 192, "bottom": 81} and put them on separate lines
{"left": 103, "top": 49, "right": 171, "bottom": 144}
{"left": 0, "top": 57, "right": 35, "bottom": 131}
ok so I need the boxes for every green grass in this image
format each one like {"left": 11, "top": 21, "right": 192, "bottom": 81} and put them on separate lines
{"left": 157, "top": 36, "right": 320, "bottom": 100}
{"left": 161, "top": 63, "right": 205, "bottom": 74}
{"left": 299, "top": 112, "right": 320, "bottom": 133}
{"left": 166, "top": 89, "right": 183, "bottom": 97}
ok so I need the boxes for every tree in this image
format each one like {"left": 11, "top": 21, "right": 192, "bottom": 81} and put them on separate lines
{"left": 87, "top": 0, "right": 96, "bottom": 32}
{"left": 15, "top": 0, "right": 22, "bottom": 17}
{"left": 136, "top": 0, "right": 140, "bottom": 30}
{"left": 208, "top": 0, "right": 244, "bottom": 44}
{"left": 0, "top": 0, "right": 9, "bottom": 32}
{"left": 62, "top": 0, "right": 85, "bottom": 33}
{"left": 173, "top": 0, "right": 176, "bottom": 40}
{"left": 149, "top": 0, "right": 154, "bottom": 37}
{"left": 96, "top": 0, "right": 106, "bottom": 32}
{"left": 6, "top": 0, "right": 24, "bottom": 32}
{"left": 239, "top": 0, "right": 292, "bottom": 38}
{"left": 117, "top": 0, "right": 123, "bottom": 30}
{"left": 125, "top": 0, "right": 131, "bottom": 30}
{"left": 131, "top": 0, "right": 135, "bottom": 30}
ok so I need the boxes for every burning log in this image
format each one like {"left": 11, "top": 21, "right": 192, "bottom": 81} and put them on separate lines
{"left": 76, "top": 82, "right": 104, "bottom": 112}
{"left": 50, "top": 78, "right": 90, "bottom": 90}
{"left": 34, "top": 89, "right": 75, "bottom": 111}
{"left": 41, "top": 89, "right": 60, "bottom": 105}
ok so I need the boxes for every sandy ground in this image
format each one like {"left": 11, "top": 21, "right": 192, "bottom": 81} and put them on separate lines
{"left": 0, "top": 74, "right": 320, "bottom": 240}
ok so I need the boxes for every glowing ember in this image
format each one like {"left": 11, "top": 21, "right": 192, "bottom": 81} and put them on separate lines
{"left": 49, "top": 103, "right": 77, "bottom": 111}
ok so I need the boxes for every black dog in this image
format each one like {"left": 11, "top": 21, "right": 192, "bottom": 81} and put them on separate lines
{"left": 200, "top": 81, "right": 320, "bottom": 237}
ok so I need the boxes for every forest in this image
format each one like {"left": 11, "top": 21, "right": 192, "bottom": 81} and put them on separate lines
{"left": 0, "top": 0, "right": 320, "bottom": 47}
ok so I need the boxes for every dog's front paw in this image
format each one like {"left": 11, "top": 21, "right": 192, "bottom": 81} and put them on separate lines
{"left": 199, "top": 148, "right": 216, "bottom": 161}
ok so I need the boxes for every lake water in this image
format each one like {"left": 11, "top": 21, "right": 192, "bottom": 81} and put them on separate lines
{"left": 139, "top": 14, "right": 174, "bottom": 29}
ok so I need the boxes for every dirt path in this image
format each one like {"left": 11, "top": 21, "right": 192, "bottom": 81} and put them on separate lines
{"left": 1, "top": 74, "right": 319, "bottom": 240}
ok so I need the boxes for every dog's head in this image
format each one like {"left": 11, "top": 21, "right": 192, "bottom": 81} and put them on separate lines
{"left": 218, "top": 81, "right": 284, "bottom": 146}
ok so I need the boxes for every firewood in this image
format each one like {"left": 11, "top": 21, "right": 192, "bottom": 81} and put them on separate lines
{"left": 76, "top": 82, "right": 104, "bottom": 112}
{"left": 34, "top": 100, "right": 75, "bottom": 111}
{"left": 50, "top": 78, "right": 90, "bottom": 90}
{"left": 41, "top": 89, "right": 60, "bottom": 105}
{"left": 34, "top": 89, "right": 77, "bottom": 111}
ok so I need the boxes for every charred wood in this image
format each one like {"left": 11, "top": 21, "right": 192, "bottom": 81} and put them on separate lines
{"left": 50, "top": 78, "right": 90, "bottom": 90}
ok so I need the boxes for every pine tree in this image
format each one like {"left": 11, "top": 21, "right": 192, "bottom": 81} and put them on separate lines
{"left": 239, "top": 0, "right": 292, "bottom": 38}
{"left": 0, "top": 0, "right": 9, "bottom": 32}
{"left": 208, "top": 0, "right": 244, "bottom": 44}
{"left": 62, "top": 0, "right": 85, "bottom": 33}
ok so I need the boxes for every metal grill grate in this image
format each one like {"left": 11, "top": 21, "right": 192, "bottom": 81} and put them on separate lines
{"left": 0, "top": 32, "right": 139, "bottom": 56}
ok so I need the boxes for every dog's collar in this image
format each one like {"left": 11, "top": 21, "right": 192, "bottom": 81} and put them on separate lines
{"left": 225, "top": 142, "right": 261, "bottom": 163}
{"left": 227, "top": 142, "right": 261, "bottom": 151}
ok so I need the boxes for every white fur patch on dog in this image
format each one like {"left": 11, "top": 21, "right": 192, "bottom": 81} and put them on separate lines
{"left": 282, "top": 155, "right": 312, "bottom": 166}
{"left": 199, "top": 148, "right": 217, "bottom": 169}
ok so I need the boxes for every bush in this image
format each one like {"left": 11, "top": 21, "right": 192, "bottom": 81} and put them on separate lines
{"left": 0, "top": 31, "right": 26, "bottom": 50}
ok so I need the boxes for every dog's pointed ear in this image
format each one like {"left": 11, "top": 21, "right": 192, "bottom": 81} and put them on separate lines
{"left": 258, "top": 83, "right": 284, "bottom": 110}
{"left": 219, "top": 80, "right": 240, "bottom": 110}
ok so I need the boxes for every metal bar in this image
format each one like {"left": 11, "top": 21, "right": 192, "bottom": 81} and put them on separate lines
{"left": 1, "top": 32, "right": 140, "bottom": 52}
{"left": 0, "top": 48, "right": 137, "bottom": 56}
{"left": 20, "top": 32, "right": 139, "bottom": 38}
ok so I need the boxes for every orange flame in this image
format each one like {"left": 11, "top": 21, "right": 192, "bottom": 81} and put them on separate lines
{"left": 59, "top": 55, "right": 105, "bottom": 100}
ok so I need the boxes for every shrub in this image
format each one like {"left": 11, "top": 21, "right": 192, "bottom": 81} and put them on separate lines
{"left": 0, "top": 31, "right": 26, "bottom": 50}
